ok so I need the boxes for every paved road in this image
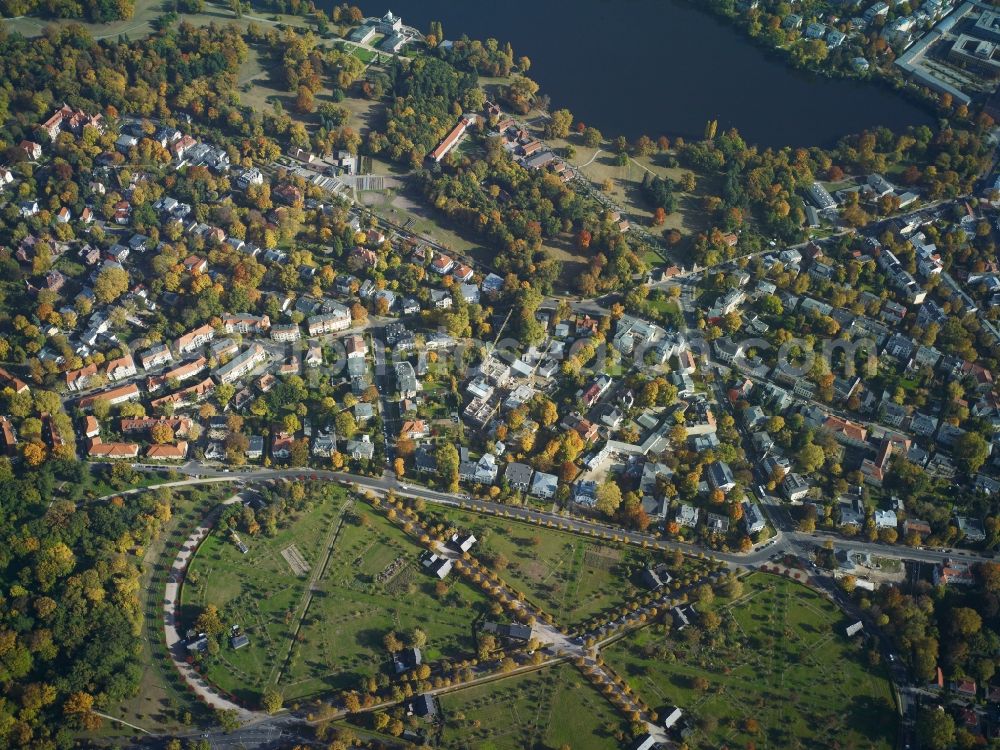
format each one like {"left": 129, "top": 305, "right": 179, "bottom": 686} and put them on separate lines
{"left": 137, "top": 462, "right": 995, "bottom": 571}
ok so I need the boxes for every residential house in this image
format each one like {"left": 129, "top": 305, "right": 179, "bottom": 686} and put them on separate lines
{"left": 393, "top": 647, "right": 422, "bottom": 675}
{"left": 504, "top": 462, "right": 534, "bottom": 492}
{"left": 223, "top": 314, "right": 270, "bottom": 335}
{"left": 743, "top": 502, "right": 766, "bottom": 534}
{"left": 420, "top": 552, "right": 452, "bottom": 580}
{"left": 676, "top": 504, "right": 700, "bottom": 528}
{"left": 246, "top": 435, "right": 264, "bottom": 460}
{"left": 104, "top": 353, "right": 137, "bottom": 382}
{"left": 431, "top": 253, "right": 455, "bottom": 274}
{"left": 65, "top": 363, "right": 98, "bottom": 392}
{"left": 347, "top": 434, "right": 375, "bottom": 461}
{"left": 270, "top": 431, "right": 294, "bottom": 461}
{"left": 307, "top": 305, "right": 352, "bottom": 335}
{"left": 145, "top": 441, "right": 189, "bottom": 461}
{"left": 175, "top": 323, "right": 216, "bottom": 354}
{"left": 140, "top": 343, "right": 173, "bottom": 370}
{"left": 955, "top": 515, "right": 986, "bottom": 542}
{"left": 707, "top": 460, "right": 736, "bottom": 493}
{"left": 399, "top": 420, "right": 428, "bottom": 441}
{"left": 822, "top": 415, "right": 868, "bottom": 448}
{"left": 460, "top": 452, "right": 498, "bottom": 485}
{"left": 149, "top": 378, "right": 214, "bottom": 409}
{"left": 707, "top": 513, "right": 730, "bottom": 534}
{"left": 530, "top": 471, "right": 558, "bottom": 499}
{"left": 934, "top": 559, "right": 975, "bottom": 585}
{"left": 87, "top": 437, "right": 139, "bottom": 459}
{"left": 213, "top": 344, "right": 268, "bottom": 384}
{"left": 395, "top": 361, "right": 418, "bottom": 398}
{"left": 147, "top": 357, "right": 207, "bottom": 392}
{"left": 82, "top": 415, "right": 100, "bottom": 439}
{"left": 0, "top": 416, "right": 17, "bottom": 456}
{"left": 270, "top": 323, "right": 301, "bottom": 342}
{"left": 78, "top": 383, "right": 140, "bottom": 409}
{"left": 20, "top": 140, "right": 42, "bottom": 160}
{"left": 874, "top": 509, "right": 898, "bottom": 530}
{"left": 781, "top": 472, "right": 811, "bottom": 501}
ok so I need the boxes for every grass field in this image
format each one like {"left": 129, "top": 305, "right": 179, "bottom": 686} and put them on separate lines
{"left": 438, "top": 664, "right": 625, "bottom": 750}
{"left": 180, "top": 490, "right": 344, "bottom": 703}
{"left": 279, "top": 505, "right": 488, "bottom": 700}
{"left": 423, "top": 507, "right": 689, "bottom": 630}
{"left": 184, "top": 491, "right": 488, "bottom": 703}
{"left": 605, "top": 572, "right": 897, "bottom": 750}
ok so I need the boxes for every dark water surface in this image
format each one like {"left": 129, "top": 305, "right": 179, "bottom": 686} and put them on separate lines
{"left": 355, "top": 0, "right": 935, "bottom": 148}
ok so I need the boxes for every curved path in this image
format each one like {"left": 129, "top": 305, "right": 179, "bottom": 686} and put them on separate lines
{"left": 576, "top": 148, "right": 603, "bottom": 168}
{"left": 162, "top": 491, "right": 263, "bottom": 724}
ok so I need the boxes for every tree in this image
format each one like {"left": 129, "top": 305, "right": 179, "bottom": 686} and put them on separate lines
{"left": 410, "top": 627, "right": 427, "bottom": 648}
{"left": 796, "top": 442, "right": 825, "bottom": 473}
{"left": 722, "top": 575, "right": 743, "bottom": 598}
{"left": 343, "top": 693, "right": 362, "bottom": 713}
{"left": 94, "top": 265, "right": 129, "bottom": 304}
{"left": 335, "top": 411, "right": 358, "bottom": 440}
{"left": 950, "top": 607, "right": 982, "bottom": 637}
{"left": 954, "top": 431, "right": 989, "bottom": 474}
{"left": 436, "top": 443, "right": 460, "bottom": 492}
{"left": 595, "top": 481, "right": 622, "bottom": 516}
{"left": 196, "top": 604, "right": 225, "bottom": 636}
{"left": 547, "top": 109, "right": 573, "bottom": 139}
{"left": 216, "top": 382, "right": 236, "bottom": 408}
{"left": 217, "top": 709, "right": 242, "bottom": 732}
{"left": 289, "top": 438, "right": 309, "bottom": 467}
{"left": 150, "top": 423, "right": 174, "bottom": 444}
{"left": 536, "top": 398, "right": 559, "bottom": 427}
{"left": 295, "top": 86, "right": 315, "bottom": 114}
{"left": 582, "top": 126, "right": 603, "bottom": 148}
{"left": 695, "top": 584, "right": 715, "bottom": 606}
{"left": 383, "top": 632, "right": 403, "bottom": 653}
{"left": 63, "top": 691, "right": 94, "bottom": 716}
{"left": 917, "top": 707, "right": 955, "bottom": 750}
{"left": 23, "top": 441, "right": 47, "bottom": 467}
{"left": 262, "top": 687, "right": 283, "bottom": 714}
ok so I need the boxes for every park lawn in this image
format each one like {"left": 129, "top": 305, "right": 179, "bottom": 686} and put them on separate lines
{"left": 438, "top": 664, "right": 625, "bottom": 750}
{"left": 181, "top": 488, "right": 349, "bottom": 701}
{"left": 81, "top": 468, "right": 175, "bottom": 500}
{"left": 236, "top": 43, "right": 291, "bottom": 115}
{"left": 278, "top": 504, "right": 489, "bottom": 700}
{"left": 605, "top": 573, "right": 897, "bottom": 750}
{"left": 424, "top": 507, "right": 679, "bottom": 630}
{"left": 368, "top": 188, "right": 482, "bottom": 259}
{"left": 645, "top": 296, "right": 681, "bottom": 316}
{"left": 350, "top": 45, "right": 378, "bottom": 63}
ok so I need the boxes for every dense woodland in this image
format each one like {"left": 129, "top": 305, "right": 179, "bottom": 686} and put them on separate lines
{"left": 0, "top": 0, "right": 133, "bottom": 23}
{"left": 0, "top": 461, "right": 173, "bottom": 746}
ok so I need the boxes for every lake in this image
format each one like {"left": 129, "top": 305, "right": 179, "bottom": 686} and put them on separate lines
{"left": 355, "top": 0, "right": 935, "bottom": 148}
